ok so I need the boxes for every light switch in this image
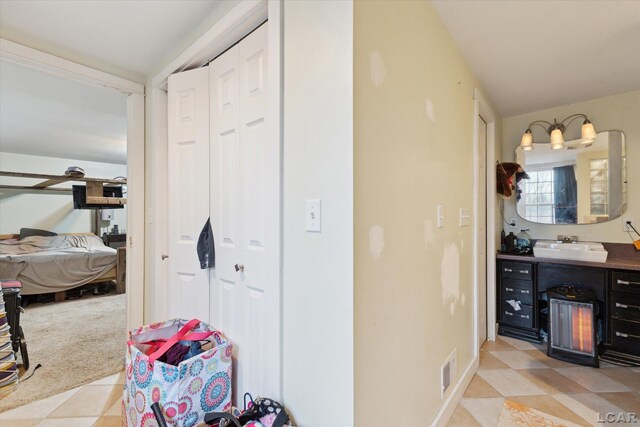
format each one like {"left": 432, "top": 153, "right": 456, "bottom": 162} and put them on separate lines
{"left": 437, "top": 205, "right": 444, "bottom": 228}
{"left": 306, "top": 199, "right": 322, "bottom": 232}
{"left": 459, "top": 208, "right": 471, "bottom": 227}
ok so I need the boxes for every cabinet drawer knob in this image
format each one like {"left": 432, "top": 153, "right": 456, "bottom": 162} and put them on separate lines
{"left": 519, "top": 270, "right": 529, "bottom": 274}
{"left": 505, "top": 287, "right": 514, "bottom": 292}
{"left": 504, "top": 268, "right": 513, "bottom": 272}
{"left": 520, "top": 289, "right": 530, "bottom": 294}
{"left": 504, "top": 311, "right": 514, "bottom": 316}
{"left": 520, "top": 314, "right": 530, "bottom": 319}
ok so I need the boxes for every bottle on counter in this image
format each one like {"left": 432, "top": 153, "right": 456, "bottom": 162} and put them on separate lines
{"left": 505, "top": 232, "right": 516, "bottom": 253}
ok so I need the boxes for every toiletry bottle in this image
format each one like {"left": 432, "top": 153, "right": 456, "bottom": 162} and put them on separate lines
{"left": 505, "top": 232, "right": 516, "bottom": 253}
{"left": 501, "top": 230, "right": 506, "bottom": 252}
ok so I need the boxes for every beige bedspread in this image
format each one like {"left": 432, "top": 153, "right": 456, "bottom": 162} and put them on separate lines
{"left": 0, "top": 235, "right": 116, "bottom": 295}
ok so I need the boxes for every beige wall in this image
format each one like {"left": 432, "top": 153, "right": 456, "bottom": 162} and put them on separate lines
{"left": 354, "top": 1, "right": 499, "bottom": 424}
{"left": 502, "top": 90, "right": 640, "bottom": 243}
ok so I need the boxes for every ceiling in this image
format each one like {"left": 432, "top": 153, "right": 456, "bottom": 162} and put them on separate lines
{"left": 0, "top": 0, "right": 234, "bottom": 82}
{"left": 0, "top": 59, "right": 128, "bottom": 164}
{"left": 432, "top": 1, "right": 640, "bottom": 117}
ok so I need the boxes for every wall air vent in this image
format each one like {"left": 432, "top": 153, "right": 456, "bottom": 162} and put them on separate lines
{"left": 441, "top": 349, "right": 457, "bottom": 398}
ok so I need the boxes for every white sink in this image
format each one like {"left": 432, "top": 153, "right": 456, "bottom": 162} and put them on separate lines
{"left": 533, "top": 240, "right": 608, "bottom": 263}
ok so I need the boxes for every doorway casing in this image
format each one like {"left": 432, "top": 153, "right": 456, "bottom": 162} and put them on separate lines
{"left": 473, "top": 88, "right": 498, "bottom": 350}
{"left": 0, "top": 38, "right": 145, "bottom": 330}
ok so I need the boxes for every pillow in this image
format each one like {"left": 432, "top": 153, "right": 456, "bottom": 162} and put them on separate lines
{"left": 19, "top": 228, "right": 58, "bottom": 240}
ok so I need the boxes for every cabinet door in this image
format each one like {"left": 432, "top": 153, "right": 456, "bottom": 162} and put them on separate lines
{"left": 167, "top": 68, "right": 210, "bottom": 321}
{"left": 210, "top": 23, "right": 280, "bottom": 401}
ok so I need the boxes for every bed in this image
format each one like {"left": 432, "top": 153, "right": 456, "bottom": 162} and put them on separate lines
{"left": 0, "top": 233, "right": 124, "bottom": 297}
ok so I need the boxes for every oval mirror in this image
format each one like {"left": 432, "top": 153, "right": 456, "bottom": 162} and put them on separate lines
{"left": 515, "top": 130, "right": 626, "bottom": 224}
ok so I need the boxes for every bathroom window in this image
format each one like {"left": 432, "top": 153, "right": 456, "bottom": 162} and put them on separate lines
{"left": 522, "top": 169, "right": 555, "bottom": 224}
{"left": 590, "top": 159, "right": 608, "bottom": 215}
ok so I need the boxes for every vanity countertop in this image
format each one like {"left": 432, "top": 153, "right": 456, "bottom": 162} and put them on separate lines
{"left": 496, "top": 242, "right": 640, "bottom": 271}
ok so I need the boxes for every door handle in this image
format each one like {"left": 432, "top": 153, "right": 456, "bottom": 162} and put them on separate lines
{"left": 234, "top": 263, "right": 244, "bottom": 273}
{"left": 161, "top": 254, "right": 169, "bottom": 260}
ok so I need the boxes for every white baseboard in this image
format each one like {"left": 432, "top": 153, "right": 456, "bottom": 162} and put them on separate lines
{"left": 430, "top": 354, "right": 479, "bottom": 427}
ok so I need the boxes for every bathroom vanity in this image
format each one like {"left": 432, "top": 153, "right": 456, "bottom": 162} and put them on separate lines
{"left": 496, "top": 243, "right": 640, "bottom": 364}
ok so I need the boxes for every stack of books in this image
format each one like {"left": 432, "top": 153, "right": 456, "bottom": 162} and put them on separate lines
{"left": 0, "top": 288, "right": 18, "bottom": 397}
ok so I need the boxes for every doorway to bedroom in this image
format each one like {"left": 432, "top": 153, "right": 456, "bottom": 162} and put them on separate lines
{"left": 0, "top": 57, "right": 130, "bottom": 410}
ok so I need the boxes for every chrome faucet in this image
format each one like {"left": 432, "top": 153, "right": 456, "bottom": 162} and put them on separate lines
{"left": 557, "top": 235, "right": 579, "bottom": 243}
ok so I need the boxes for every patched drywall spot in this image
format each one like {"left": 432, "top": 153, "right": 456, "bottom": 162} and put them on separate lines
{"left": 369, "top": 225, "right": 385, "bottom": 260}
{"left": 424, "top": 219, "right": 435, "bottom": 249}
{"left": 461, "top": 293, "right": 466, "bottom": 306}
{"left": 441, "top": 242, "right": 460, "bottom": 315}
{"left": 369, "top": 51, "right": 387, "bottom": 87}
{"left": 426, "top": 99, "right": 436, "bottom": 122}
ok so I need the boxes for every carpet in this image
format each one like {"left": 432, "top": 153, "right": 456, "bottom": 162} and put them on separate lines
{"left": 0, "top": 292, "right": 126, "bottom": 412}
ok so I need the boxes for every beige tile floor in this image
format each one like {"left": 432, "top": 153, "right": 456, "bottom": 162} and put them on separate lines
{"left": 1, "top": 335, "right": 639, "bottom": 427}
{"left": 0, "top": 371, "right": 125, "bottom": 427}
{"left": 448, "top": 335, "right": 640, "bottom": 426}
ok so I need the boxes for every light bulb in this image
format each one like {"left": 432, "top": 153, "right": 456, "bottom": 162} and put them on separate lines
{"left": 550, "top": 128, "right": 564, "bottom": 149}
{"left": 581, "top": 120, "right": 596, "bottom": 145}
{"left": 520, "top": 129, "right": 533, "bottom": 150}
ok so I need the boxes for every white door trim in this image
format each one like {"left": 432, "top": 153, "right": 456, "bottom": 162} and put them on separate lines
{"left": 0, "top": 38, "right": 145, "bottom": 331}
{"left": 0, "top": 38, "right": 143, "bottom": 96}
{"left": 473, "top": 88, "right": 497, "bottom": 353}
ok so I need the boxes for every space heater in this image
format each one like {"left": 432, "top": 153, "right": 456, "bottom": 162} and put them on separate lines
{"left": 548, "top": 286, "right": 599, "bottom": 367}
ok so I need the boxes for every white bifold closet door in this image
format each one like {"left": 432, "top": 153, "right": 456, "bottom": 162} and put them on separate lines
{"left": 209, "top": 23, "right": 279, "bottom": 402}
{"left": 168, "top": 23, "right": 280, "bottom": 403}
{"left": 167, "top": 67, "right": 210, "bottom": 321}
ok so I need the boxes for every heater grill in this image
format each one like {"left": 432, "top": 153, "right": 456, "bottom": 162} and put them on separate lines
{"left": 548, "top": 286, "right": 599, "bottom": 367}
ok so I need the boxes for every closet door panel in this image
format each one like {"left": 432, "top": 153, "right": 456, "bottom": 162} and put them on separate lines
{"left": 167, "top": 68, "right": 210, "bottom": 321}
{"left": 238, "top": 24, "right": 278, "bottom": 398}
{"left": 210, "top": 22, "right": 279, "bottom": 402}
{"left": 210, "top": 44, "right": 247, "bottom": 400}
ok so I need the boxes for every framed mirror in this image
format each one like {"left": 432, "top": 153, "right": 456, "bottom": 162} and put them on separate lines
{"left": 515, "top": 130, "right": 626, "bottom": 224}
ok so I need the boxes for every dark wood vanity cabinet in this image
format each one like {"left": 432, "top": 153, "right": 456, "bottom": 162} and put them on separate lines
{"left": 497, "top": 257, "right": 640, "bottom": 362}
{"left": 609, "top": 270, "right": 640, "bottom": 357}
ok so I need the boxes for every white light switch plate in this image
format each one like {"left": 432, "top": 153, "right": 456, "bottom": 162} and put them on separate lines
{"left": 306, "top": 199, "right": 322, "bottom": 232}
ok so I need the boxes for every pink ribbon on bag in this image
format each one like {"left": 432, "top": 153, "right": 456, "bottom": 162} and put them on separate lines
{"left": 144, "top": 319, "right": 213, "bottom": 366}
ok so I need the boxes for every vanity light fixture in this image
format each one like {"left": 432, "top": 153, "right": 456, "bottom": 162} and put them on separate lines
{"left": 520, "top": 114, "right": 596, "bottom": 151}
